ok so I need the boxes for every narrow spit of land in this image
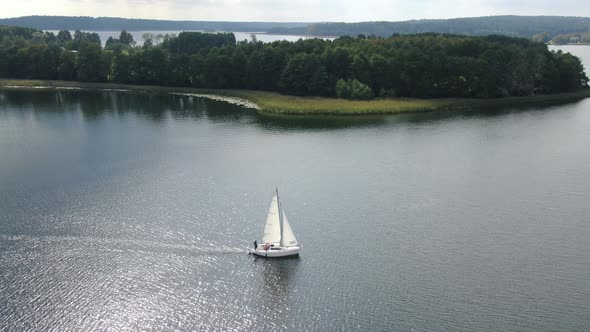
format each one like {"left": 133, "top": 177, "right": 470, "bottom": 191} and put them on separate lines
{"left": 2, "top": 79, "right": 589, "bottom": 115}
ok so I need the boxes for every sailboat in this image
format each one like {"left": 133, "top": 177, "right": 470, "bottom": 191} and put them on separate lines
{"left": 249, "top": 188, "right": 301, "bottom": 258}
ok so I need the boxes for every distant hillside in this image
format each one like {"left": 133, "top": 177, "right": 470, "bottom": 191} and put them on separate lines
{"left": 268, "top": 16, "right": 590, "bottom": 38}
{"left": 4, "top": 15, "right": 590, "bottom": 42}
{"left": 0, "top": 16, "right": 308, "bottom": 32}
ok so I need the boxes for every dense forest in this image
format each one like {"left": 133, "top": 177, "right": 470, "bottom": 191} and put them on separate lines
{"left": 269, "top": 16, "right": 590, "bottom": 40}
{"left": 0, "top": 25, "right": 587, "bottom": 99}
{"left": 0, "top": 16, "right": 306, "bottom": 32}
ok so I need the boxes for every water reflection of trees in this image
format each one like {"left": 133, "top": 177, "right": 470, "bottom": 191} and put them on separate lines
{"left": 0, "top": 89, "right": 260, "bottom": 124}
{"left": 1, "top": 89, "right": 579, "bottom": 131}
{"left": 252, "top": 100, "right": 584, "bottom": 131}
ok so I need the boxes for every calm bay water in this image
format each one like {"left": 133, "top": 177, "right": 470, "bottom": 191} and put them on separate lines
{"left": 2, "top": 90, "right": 590, "bottom": 331}
{"left": 47, "top": 30, "right": 331, "bottom": 46}
{"left": 1, "top": 47, "right": 590, "bottom": 331}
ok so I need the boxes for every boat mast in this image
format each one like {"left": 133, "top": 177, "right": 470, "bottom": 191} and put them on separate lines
{"left": 277, "top": 187, "right": 283, "bottom": 246}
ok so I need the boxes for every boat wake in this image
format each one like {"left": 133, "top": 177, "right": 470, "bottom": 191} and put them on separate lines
{"left": 0, "top": 234, "right": 248, "bottom": 257}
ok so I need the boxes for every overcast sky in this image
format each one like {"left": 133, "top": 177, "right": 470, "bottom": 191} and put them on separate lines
{"left": 3, "top": 0, "right": 589, "bottom": 22}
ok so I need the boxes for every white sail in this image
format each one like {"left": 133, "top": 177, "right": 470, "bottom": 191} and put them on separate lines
{"left": 280, "top": 205, "right": 298, "bottom": 247}
{"left": 262, "top": 192, "right": 281, "bottom": 244}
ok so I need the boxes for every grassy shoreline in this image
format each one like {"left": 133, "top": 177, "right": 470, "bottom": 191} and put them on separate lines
{"left": 1, "top": 79, "right": 589, "bottom": 115}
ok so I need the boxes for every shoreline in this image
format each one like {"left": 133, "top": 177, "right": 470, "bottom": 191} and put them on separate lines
{"left": 1, "top": 79, "right": 589, "bottom": 115}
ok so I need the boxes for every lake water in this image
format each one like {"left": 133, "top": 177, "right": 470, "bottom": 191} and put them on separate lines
{"left": 1, "top": 49, "right": 590, "bottom": 331}
{"left": 48, "top": 30, "right": 330, "bottom": 46}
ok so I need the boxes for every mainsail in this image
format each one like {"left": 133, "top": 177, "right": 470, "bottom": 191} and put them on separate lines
{"left": 262, "top": 192, "right": 281, "bottom": 244}
{"left": 280, "top": 205, "right": 298, "bottom": 247}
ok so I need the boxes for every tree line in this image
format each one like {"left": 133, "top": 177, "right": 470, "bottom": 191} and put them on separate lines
{"left": 0, "top": 26, "right": 587, "bottom": 99}
{"left": 0, "top": 16, "right": 307, "bottom": 33}
{"left": 268, "top": 16, "right": 590, "bottom": 40}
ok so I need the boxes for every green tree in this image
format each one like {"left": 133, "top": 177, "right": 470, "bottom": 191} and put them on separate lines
{"left": 247, "top": 47, "right": 286, "bottom": 90}
{"left": 69, "top": 30, "right": 101, "bottom": 50}
{"left": 279, "top": 53, "right": 329, "bottom": 95}
{"left": 15, "top": 43, "right": 46, "bottom": 78}
{"left": 165, "top": 32, "right": 236, "bottom": 54}
{"left": 231, "top": 48, "right": 248, "bottom": 88}
{"left": 39, "top": 43, "right": 61, "bottom": 79}
{"left": 58, "top": 50, "right": 77, "bottom": 80}
{"left": 203, "top": 49, "right": 233, "bottom": 88}
{"left": 323, "top": 46, "right": 351, "bottom": 92}
{"left": 188, "top": 54, "right": 206, "bottom": 87}
{"left": 142, "top": 47, "right": 169, "bottom": 84}
{"left": 168, "top": 54, "right": 190, "bottom": 86}
{"left": 56, "top": 30, "right": 72, "bottom": 44}
{"left": 77, "top": 42, "right": 107, "bottom": 82}
{"left": 105, "top": 36, "right": 116, "bottom": 48}
{"left": 0, "top": 30, "right": 587, "bottom": 99}
{"left": 110, "top": 49, "right": 131, "bottom": 83}
{"left": 335, "top": 79, "right": 374, "bottom": 99}
{"left": 119, "top": 30, "right": 135, "bottom": 46}
{"left": 554, "top": 51, "right": 589, "bottom": 91}
{"left": 335, "top": 79, "right": 351, "bottom": 98}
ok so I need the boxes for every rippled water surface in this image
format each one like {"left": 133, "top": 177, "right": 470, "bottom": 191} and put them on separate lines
{"left": 1, "top": 87, "right": 590, "bottom": 331}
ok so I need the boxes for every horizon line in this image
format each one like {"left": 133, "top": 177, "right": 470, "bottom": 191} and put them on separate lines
{"left": 1, "top": 14, "right": 590, "bottom": 25}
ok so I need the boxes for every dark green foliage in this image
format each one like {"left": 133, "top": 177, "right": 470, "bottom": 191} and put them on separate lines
{"left": 323, "top": 46, "right": 351, "bottom": 93}
{"left": 188, "top": 54, "right": 205, "bottom": 87}
{"left": 57, "top": 51, "right": 76, "bottom": 80}
{"left": 16, "top": 43, "right": 48, "bottom": 78}
{"left": 0, "top": 27, "right": 587, "bottom": 99}
{"left": 77, "top": 42, "right": 107, "bottom": 82}
{"left": 164, "top": 32, "right": 235, "bottom": 54}
{"left": 105, "top": 37, "right": 115, "bottom": 48}
{"left": 68, "top": 30, "right": 101, "bottom": 50}
{"left": 168, "top": 54, "right": 191, "bottom": 86}
{"left": 129, "top": 46, "right": 169, "bottom": 85}
{"left": 119, "top": 30, "right": 135, "bottom": 46}
{"left": 56, "top": 30, "right": 72, "bottom": 44}
{"left": 202, "top": 49, "right": 233, "bottom": 88}
{"left": 550, "top": 51, "right": 589, "bottom": 92}
{"left": 230, "top": 48, "right": 247, "bottom": 88}
{"left": 105, "top": 30, "right": 136, "bottom": 50}
{"left": 0, "top": 25, "right": 40, "bottom": 40}
{"left": 246, "top": 46, "right": 287, "bottom": 90}
{"left": 105, "top": 39, "right": 131, "bottom": 52}
{"left": 279, "top": 53, "right": 328, "bottom": 95}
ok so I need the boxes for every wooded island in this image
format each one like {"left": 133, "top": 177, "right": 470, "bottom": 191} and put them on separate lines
{"left": 0, "top": 25, "right": 588, "bottom": 113}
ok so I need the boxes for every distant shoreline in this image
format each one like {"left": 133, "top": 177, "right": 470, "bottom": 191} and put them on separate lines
{"left": 549, "top": 43, "right": 590, "bottom": 46}
{"left": 1, "top": 79, "right": 589, "bottom": 116}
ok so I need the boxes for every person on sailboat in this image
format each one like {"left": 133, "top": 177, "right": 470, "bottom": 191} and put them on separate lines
{"left": 253, "top": 240, "right": 258, "bottom": 250}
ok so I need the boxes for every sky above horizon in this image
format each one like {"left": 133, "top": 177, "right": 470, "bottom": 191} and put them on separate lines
{"left": 2, "top": 0, "right": 589, "bottom": 22}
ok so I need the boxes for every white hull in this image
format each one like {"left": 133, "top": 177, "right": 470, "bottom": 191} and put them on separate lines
{"left": 249, "top": 246, "right": 301, "bottom": 258}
